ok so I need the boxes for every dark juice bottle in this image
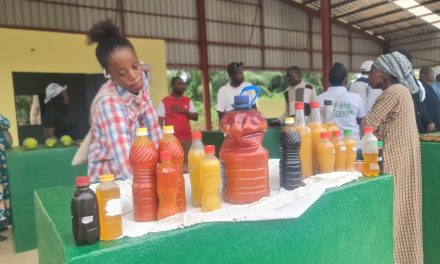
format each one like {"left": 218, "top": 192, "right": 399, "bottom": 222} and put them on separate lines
{"left": 71, "top": 176, "right": 100, "bottom": 246}
{"left": 279, "top": 117, "right": 302, "bottom": 190}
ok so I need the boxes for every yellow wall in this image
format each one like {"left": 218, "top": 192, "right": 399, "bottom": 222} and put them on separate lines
{"left": 0, "top": 28, "right": 168, "bottom": 146}
{"left": 258, "top": 98, "right": 285, "bottom": 118}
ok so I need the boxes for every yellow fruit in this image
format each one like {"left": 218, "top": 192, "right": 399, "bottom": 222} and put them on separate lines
{"left": 23, "top": 137, "right": 38, "bottom": 150}
{"left": 60, "top": 135, "right": 73, "bottom": 146}
{"left": 45, "top": 137, "right": 57, "bottom": 148}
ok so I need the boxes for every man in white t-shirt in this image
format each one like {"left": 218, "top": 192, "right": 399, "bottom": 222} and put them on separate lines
{"left": 317, "top": 63, "right": 366, "bottom": 147}
{"left": 350, "top": 60, "right": 383, "bottom": 113}
{"left": 216, "top": 62, "right": 257, "bottom": 124}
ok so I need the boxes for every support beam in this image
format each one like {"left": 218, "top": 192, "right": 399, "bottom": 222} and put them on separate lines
{"left": 308, "top": 13, "right": 314, "bottom": 71}
{"left": 197, "top": 0, "right": 212, "bottom": 131}
{"left": 117, "top": 0, "right": 125, "bottom": 35}
{"left": 320, "top": 0, "right": 332, "bottom": 90}
{"left": 303, "top": 0, "right": 318, "bottom": 5}
{"left": 364, "top": 10, "right": 440, "bottom": 31}
{"left": 348, "top": 30, "right": 353, "bottom": 72}
{"left": 332, "top": 0, "right": 357, "bottom": 9}
{"left": 335, "top": 1, "right": 389, "bottom": 19}
{"left": 259, "top": 0, "right": 265, "bottom": 68}
{"left": 388, "top": 28, "right": 440, "bottom": 41}
{"left": 380, "top": 22, "right": 440, "bottom": 37}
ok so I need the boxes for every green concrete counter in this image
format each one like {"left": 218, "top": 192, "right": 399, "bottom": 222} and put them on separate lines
{"left": 6, "top": 146, "right": 87, "bottom": 252}
{"left": 420, "top": 141, "right": 440, "bottom": 264}
{"left": 35, "top": 175, "right": 393, "bottom": 264}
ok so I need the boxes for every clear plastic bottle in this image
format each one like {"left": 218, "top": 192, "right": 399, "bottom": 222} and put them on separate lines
{"left": 317, "top": 131, "right": 335, "bottom": 173}
{"left": 308, "top": 101, "right": 326, "bottom": 175}
{"left": 361, "top": 127, "right": 379, "bottom": 177}
{"left": 332, "top": 130, "right": 347, "bottom": 172}
{"left": 188, "top": 131, "right": 205, "bottom": 207}
{"left": 294, "top": 102, "right": 313, "bottom": 178}
{"left": 96, "top": 174, "right": 122, "bottom": 241}
{"left": 323, "top": 99, "right": 339, "bottom": 141}
{"left": 343, "top": 129, "right": 357, "bottom": 171}
{"left": 200, "top": 145, "right": 221, "bottom": 212}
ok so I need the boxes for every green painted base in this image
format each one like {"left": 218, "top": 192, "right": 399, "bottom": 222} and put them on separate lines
{"left": 35, "top": 176, "right": 393, "bottom": 264}
{"left": 6, "top": 146, "right": 87, "bottom": 252}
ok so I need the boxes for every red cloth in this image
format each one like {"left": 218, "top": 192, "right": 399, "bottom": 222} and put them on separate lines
{"left": 162, "top": 95, "right": 192, "bottom": 141}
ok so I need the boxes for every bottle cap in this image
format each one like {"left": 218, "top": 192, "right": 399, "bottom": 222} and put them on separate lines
{"left": 320, "top": 131, "right": 329, "bottom": 139}
{"left": 75, "top": 176, "right": 90, "bottom": 187}
{"left": 192, "top": 131, "right": 202, "bottom": 139}
{"left": 324, "top": 99, "right": 333, "bottom": 106}
{"left": 364, "top": 126, "right": 374, "bottom": 134}
{"left": 204, "top": 145, "right": 215, "bottom": 155}
{"left": 295, "top": 102, "right": 304, "bottom": 110}
{"left": 284, "top": 117, "right": 295, "bottom": 124}
{"left": 343, "top": 129, "right": 352, "bottom": 136}
{"left": 160, "top": 151, "right": 172, "bottom": 161}
{"left": 99, "top": 174, "right": 115, "bottom": 182}
{"left": 332, "top": 129, "right": 341, "bottom": 137}
{"left": 310, "top": 101, "right": 320, "bottom": 108}
{"left": 163, "top": 125, "right": 174, "bottom": 134}
{"left": 233, "top": 95, "right": 249, "bottom": 105}
{"left": 136, "top": 127, "right": 148, "bottom": 136}
{"left": 378, "top": 141, "right": 383, "bottom": 148}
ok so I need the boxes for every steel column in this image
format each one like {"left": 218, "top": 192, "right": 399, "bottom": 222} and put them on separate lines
{"left": 320, "top": 0, "right": 332, "bottom": 90}
{"left": 197, "top": 0, "right": 212, "bottom": 131}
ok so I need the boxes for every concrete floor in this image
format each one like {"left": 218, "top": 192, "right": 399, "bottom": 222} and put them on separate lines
{"left": 0, "top": 226, "right": 38, "bottom": 264}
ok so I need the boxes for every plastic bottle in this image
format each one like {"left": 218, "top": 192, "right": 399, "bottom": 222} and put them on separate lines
{"left": 308, "top": 101, "right": 326, "bottom": 175}
{"left": 343, "top": 129, "right": 357, "bottom": 171}
{"left": 220, "top": 86, "right": 269, "bottom": 204}
{"left": 294, "top": 102, "right": 313, "bottom": 178}
{"left": 71, "top": 176, "right": 99, "bottom": 246}
{"left": 130, "top": 127, "right": 159, "bottom": 222}
{"left": 378, "top": 140, "right": 384, "bottom": 174}
{"left": 323, "top": 99, "right": 339, "bottom": 141}
{"left": 332, "top": 130, "right": 347, "bottom": 171}
{"left": 156, "top": 152, "right": 180, "bottom": 220}
{"left": 158, "top": 125, "right": 186, "bottom": 212}
{"left": 200, "top": 145, "right": 221, "bottom": 212}
{"left": 188, "top": 131, "right": 205, "bottom": 207}
{"left": 96, "top": 174, "right": 122, "bottom": 241}
{"left": 279, "top": 117, "right": 302, "bottom": 190}
{"left": 317, "top": 131, "right": 335, "bottom": 173}
{"left": 361, "top": 127, "right": 380, "bottom": 177}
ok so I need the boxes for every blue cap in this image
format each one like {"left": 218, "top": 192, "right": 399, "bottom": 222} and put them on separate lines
{"left": 234, "top": 95, "right": 249, "bottom": 105}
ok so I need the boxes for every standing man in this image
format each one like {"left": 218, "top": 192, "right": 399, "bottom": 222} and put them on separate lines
{"left": 317, "top": 63, "right": 366, "bottom": 147}
{"left": 431, "top": 69, "right": 440, "bottom": 101}
{"left": 419, "top": 66, "right": 440, "bottom": 133}
{"left": 272, "top": 66, "right": 317, "bottom": 125}
{"left": 350, "top": 60, "right": 383, "bottom": 113}
{"left": 216, "top": 62, "right": 257, "bottom": 124}
{"left": 157, "top": 76, "right": 198, "bottom": 168}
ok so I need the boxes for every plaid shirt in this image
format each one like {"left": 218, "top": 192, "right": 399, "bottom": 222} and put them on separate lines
{"left": 88, "top": 74, "right": 162, "bottom": 182}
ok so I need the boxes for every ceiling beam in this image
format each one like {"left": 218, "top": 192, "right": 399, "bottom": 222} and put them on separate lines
{"left": 335, "top": 1, "right": 390, "bottom": 19}
{"left": 380, "top": 21, "right": 440, "bottom": 37}
{"left": 332, "top": 0, "right": 357, "bottom": 9}
{"left": 388, "top": 28, "right": 440, "bottom": 41}
{"left": 363, "top": 10, "right": 440, "bottom": 31}
{"left": 348, "top": 0, "right": 438, "bottom": 25}
{"left": 278, "top": 0, "right": 386, "bottom": 46}
{"left": 302, "top": 0, "right": 318, "bottom": 5}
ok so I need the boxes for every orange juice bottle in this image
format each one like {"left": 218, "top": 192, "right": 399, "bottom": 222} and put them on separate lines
{"left": 156, "top": 152, "right": 180, "bottom": 220}
{"left": 361, "top": 127, "right": 379, "bottom": 177}
{"left": 130, "top": 127, "right": 158, "bottom": 222}
{"left": 323, "top": 99, "right": 339, "bottom": 141}
{"left": 200, "top": 145, "right": 221, "bottom": 212}
{"left": 294, "top": 102, "right": 313, "bottom": 179}
{"left": 343, "top": 129, "right": 357, "bottom": 171}
{"left": 159, "top": 125, "right": 186, "bottom": 212}
{"left": 96, "top": 174, "right": 122, "bottom": 241}
{"left": 188, "top": 131, "right": 205, "bottom": 207}
{"left": 332, "top": 130, "right": 346, "bottom": 171}
{"left": 317, "top": 131, "right": 335, "bottom": 173}
{"left": 308, "top": 101, "right": 326, "bottom": 175}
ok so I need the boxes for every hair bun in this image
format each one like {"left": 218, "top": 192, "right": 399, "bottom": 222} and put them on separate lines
{"left": 87, "top": 19, "right": 121, "bottom": 44}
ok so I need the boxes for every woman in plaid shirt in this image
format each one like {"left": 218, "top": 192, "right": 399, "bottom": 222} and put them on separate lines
{"left": 86, "top": 20, "right": 162, "bottom": 182}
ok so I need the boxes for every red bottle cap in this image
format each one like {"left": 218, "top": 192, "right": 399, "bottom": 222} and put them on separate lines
{"left": 364, "top": 127, "right": 374, "bottom": 134}
{"left": 192, "top": 131, "right": 202, "bottom": 139}
{"left": 204, "top": 145, "right": 215, "bottom": 155}
{"left": 295, "top": 102, "right": 304, "bottom": 110}
{"left": 310, "top": 101, "right": 319, "bottom": 108}
{"left": 320, "top": 131, "right": 329, "bottom": 139}
{"left": 160, "top": 152, "right": 172, "bottom": 161}
{"left": 332, "top": 130, "right": 341, "bottom": 137}
{"left": 76, "top": 176, "right": 90, "bottom": 187}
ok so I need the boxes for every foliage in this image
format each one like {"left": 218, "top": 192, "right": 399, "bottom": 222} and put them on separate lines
{"left": 15, "top": 95, "right": 32, "bottom": 126}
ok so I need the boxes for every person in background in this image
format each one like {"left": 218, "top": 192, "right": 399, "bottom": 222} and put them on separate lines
{"left": 350, "top": 60, "right": 383, "bottom": 113}
{"left": 419, "top": 66, "right": 440, "bottom": 133}
{"left": 43, "top": 83, "right": 79, "bottom": 140}
{"left": 363, "top": 51, "right": 423, "bottom": 264}
{"left": 272, "top": 66, "right": 317, "bottom": 126}
{"left": 430, "top": 70, "right": 440, "bottom": 102}
{"left": 157, "top": 76, "right": 198, "bottom": 170}
{"left": 317, "top": 63, "right": 366, "bottom": 147}
{"left": 216, "top": 62, "right": 257, "bottom": 124}
{"left": 86, "top": 20, "right": 162, "bottom": 182}
{"left": 0, "top": 114, "right": 12, "bottom": 242}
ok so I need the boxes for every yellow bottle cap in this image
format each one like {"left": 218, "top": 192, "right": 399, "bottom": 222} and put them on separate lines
{"left": 99, "top": 174, "right": 115, "bottom": 182}
{"left": 284, "top": 117, "right": 295, "bottom": 124}
{"left": 136, "top": 127, "right": 148, "bottom": 136}
{"left": 163, "top": 125, "right": 174, "bottom": 134}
